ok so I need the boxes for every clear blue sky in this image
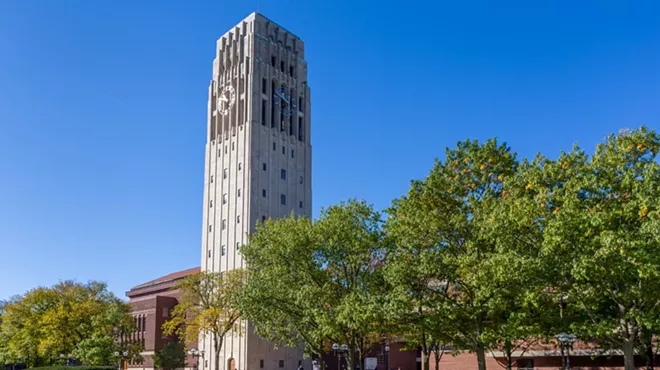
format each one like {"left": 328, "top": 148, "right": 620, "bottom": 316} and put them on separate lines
{"left": 1, "top": 0, "right": 658, "bottom": 300}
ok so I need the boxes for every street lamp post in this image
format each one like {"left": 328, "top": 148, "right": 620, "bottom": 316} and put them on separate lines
{"left": 332, "top": 344, "right": 349, "bottom": 370}
{"left": 556, "top": 333, "right": 576, "bottom": 370}
{"left": 113, "top": 350, "right": 129, "bottom": 370}
{"left": 382, "top": 344, "right": 390, "bottom": 370}
{"left": 59, "top": 354, "right": 74, "bottom": 367}
{"left": 188, "top": 348, "right": 205, "bottom": 370}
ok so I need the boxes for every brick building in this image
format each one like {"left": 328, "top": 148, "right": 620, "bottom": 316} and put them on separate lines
{"left": 125, "top": 267, "right": 656, "bottom": 370}
{"left": 320, "top": 340, "right": 656, "bottom": 370}
{"left": 125, "top": 267, "right": 201, "bottom": 370}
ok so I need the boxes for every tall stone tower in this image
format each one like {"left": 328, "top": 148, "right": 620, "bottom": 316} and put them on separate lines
{"left": 200, "top": 12, "right": 312, "bottom": 370}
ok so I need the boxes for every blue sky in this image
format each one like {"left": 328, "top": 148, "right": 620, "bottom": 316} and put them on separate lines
{"left": 0, "top": 0, "right": 658, "bottom": 300}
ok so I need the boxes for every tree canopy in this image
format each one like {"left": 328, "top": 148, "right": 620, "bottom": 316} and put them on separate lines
{"left": 162, "top": 270, "right": 244, "bottom": 370}
{"left": 239, "top": 200, "right": 389, "bottom": 370}
{"left": 0, "top": 281, "right": 138, "bottom": 367}
{"left": 238, "top": 127, "right": 659, "bottom": 370}
{"left": 152, "top": 341, "right": 186, "bottom": 370}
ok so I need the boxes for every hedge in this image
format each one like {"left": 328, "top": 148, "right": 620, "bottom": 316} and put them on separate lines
{"left": 29, "top": 367, "right": 116, "bottom": 370}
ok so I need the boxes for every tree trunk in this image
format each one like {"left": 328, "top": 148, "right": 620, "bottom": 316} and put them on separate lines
{"left": 647, "top": 342, "right": 654, "bottom": 370}
{"left": 623, "top": 339, "right": 636, "bottom": 370}
{"left": 504, "top": 339, "right": 513, "bottom": 370}
{"left": 348, "top": 346, "right": 356, "bottom": 370}
{"left": 643, "top": 328, "right": 654, "bottom": 370}
{"left": 433, "top": 351, "right": 441, "bottom": 370}
{"left": 505, "top": 353, "right": 512, "bottom": 370}
{"left": 214, "top": 334, "right": 224, "bottom": 370}
{"left": 476, "top": 342, "right": 487, "bottom": 370}
{"left": 421, "top": 350, "right": 430, "bottom": 370}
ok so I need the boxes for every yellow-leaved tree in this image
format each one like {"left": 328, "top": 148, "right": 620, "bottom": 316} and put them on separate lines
{"left": 163, "top": 270, "right": 245, "bottom": 370}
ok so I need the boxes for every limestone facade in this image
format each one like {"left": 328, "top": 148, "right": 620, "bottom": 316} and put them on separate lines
{"left": 200, "top": 12, "right": 312, "bottom": 370}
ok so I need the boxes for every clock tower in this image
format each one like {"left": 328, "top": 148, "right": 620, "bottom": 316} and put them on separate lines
{"left": 200, "top": 12, "right": 312, "bottom": 370}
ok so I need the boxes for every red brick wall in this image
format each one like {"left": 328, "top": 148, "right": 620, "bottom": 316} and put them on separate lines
{"left": 427, "top": 351, "right": 654, "bottom": 369}
{"left": 127, "top": 294, "right": 198, "bottom": 369}
{"left": 386, "top": 343, "right": 418, "bottom": 370}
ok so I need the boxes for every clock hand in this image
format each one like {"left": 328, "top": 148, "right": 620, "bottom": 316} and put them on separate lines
{"left": 219, "top": 94, "right": 229, "bottom": 102}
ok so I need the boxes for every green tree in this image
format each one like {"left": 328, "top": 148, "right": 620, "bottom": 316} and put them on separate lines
{"left": 386, "top": 138, "right": 519, "bottom": 370}
{"left": 239, "top": 200, "right": 389, "bottom": 370}
{"left": 537, "top": 127, "right": 660, "bottom": 370}
{"left": 384, "top": 185, "right": 454, "bottom": 370}
{"left": 162, "top": 270, "right": 244, "bottom": 370}
{"left": 478, "top": 155, "right": 567, "bottom": 370}
{"left": 152, "top": 342, "right": 186, "bottom": 370}
{"left": 0, "top": 281, "right": 136, "bottom": 366}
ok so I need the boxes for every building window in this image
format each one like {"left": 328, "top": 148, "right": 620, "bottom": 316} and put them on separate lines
{"left": 238, "top": 162, "right": 242, "bottom": 170}
{"left": 289, "top": 65, "right": 294, "bottom": 77}
{"left": 271, "top": 81, "right": 276, "bottom": 127}
{"left": 208, "top": 225, "right": 212, "bottom": 232}
{"left": 237, "top": 242, "right": 241, "bottom": 250}
{"left": 299, "top": 96, "right": 304, "bottom": 112}
{"left": 281, "top": 169, "right": 286, "bottom": 180}
{"left": 210, "top": 175, "right": 214, "bottom": 183}
{"left": 210, "top": 200, "right": 214, "bottom": 208}
{"left": 232, "top": 142, "right": 235, "bottom": 150}
{"left": 273, "top": 142, "right": 276, "bottom": 151}
{"left": 263, "top": 163, "right": 267, "bottom": 171}
{"left": 238, "top": 189, "right": 242, "bottom": 197}
{"left": 237, "top": 215, "right": 241, "bottom": 224}
{"left": 271, "top": 56, "right": 276, "bottom": 67}
{"left": 279, "top": 360, "right": 284, "bottom": 368}
{"left": 218, "top": 148, "right": 221, "bottom": 157}
{"left": 282, "top": 146, "right": 286, "bottom": 155}
{"left": 261, "top": 100, "right": 267, "bottom": 126}
{"left": 223, "top": 194, "right": 228, "bottom": 204}
{"left": 137, "top": 316, "right": 142, "bottom": 332}
{"left": 299, "top": 201, "right": 303, "bottom": 208}
{"left": 517, "top": 359, "right": 534, "bottom": 370}
{"left": 298, "top": 118, "right": 303, "bottom": 141}
{"left": 205, "top": 361, "right": 208, "bottom": 368}
{"left": 291, "top": 149, "right": 295, "bottom": 158}
{"left": 224, "top": 145, "right": 228, "bottom": 154}
{"left": 262, "top": 215, "right": 266, "bottom": 223}
{"left": 262, "top": 78, "right": 267, "bottom": 94}
{"left": 260, "top": 360, "right": 264, "bottom": 369}
{"left": 162, "top": 308, "right": 169, "bottom": 318}
{"left": 208, "top": 250, "right": 212, "bottom": 258}
{"left": 222, "top": 219, "right": 226, "bottom": 230}
{"left": 223, "top": 168, "right": 228, "bottom": 179}
{"left": 280, "top": 61, "right": 285, "bottom": 72}
{"left": 222, "top": 245, "right": 226, "bottom": 256}
{"left": 262, "top": 189, "right": 267, "bottom": 197}
{"left": 280, "top": 194, "right": 286, "bottom": 205}
{"left": 300, "top": 176, "right": 303, "bottom": 184}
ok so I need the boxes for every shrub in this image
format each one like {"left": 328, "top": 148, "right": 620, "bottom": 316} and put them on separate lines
{"left": 29, "top": 366, "right": 116, "bottom": 370}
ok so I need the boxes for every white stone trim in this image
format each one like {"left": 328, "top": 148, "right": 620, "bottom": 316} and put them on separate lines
{"left": 487, "top": 349, "right": 625, "bottom": 357}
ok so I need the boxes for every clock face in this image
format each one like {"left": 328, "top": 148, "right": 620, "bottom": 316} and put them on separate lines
{"left": 217, "top": 85, "right": 236, "bottom": 116}
{"left": 273, "top": 86, "right": 297, "bottom": 116}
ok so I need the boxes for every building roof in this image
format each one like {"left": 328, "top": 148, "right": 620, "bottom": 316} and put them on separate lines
{"left": 133, "top": 267, "right": 200, "bottom": 289}
{"left": 126, "top": 267, "right": 200, "bottom": 298}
